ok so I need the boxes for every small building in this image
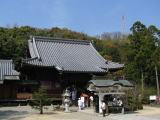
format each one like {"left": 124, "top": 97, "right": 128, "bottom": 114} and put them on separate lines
{"left": 86, "top": 76, "right": 134, "bottom": 113}
{"left": 0, "top": 60, "right": 20, "bottom": 99}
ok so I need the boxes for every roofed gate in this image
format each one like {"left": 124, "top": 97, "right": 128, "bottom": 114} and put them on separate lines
{"left": 86, "top": 77, "right": 134, "bottom": 113}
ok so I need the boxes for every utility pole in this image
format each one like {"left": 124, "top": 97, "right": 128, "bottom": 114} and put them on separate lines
{"left": 155, "top": 63, "right": 160, "bottom": 97}
{"left": 122, "top": 11, "right": 126, "bottom": 35}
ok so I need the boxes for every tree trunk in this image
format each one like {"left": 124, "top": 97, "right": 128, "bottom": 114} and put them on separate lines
{"left": 40, "top": 100, "right": 43, "bottom": 114}
{"left": 155, "top": 63, "right": 160, "bottom": 97}
{"left": 40, "top": 105, "right": 43, "bottom": 114}
{"left": 141, "top": 68, "right": 144, "bottom": 96}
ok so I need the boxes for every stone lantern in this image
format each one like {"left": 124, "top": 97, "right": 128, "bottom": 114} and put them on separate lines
{"left": 63, "top": 89, "right": 71, "bottom": 112}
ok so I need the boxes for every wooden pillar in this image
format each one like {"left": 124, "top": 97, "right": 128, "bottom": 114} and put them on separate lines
{"left": 59, "top": 72, "right": 62, "bottom": 94}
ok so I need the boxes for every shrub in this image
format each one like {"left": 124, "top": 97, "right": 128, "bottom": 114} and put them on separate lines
{"left": 31, "top": 86, "right": 55, "bottom": 114}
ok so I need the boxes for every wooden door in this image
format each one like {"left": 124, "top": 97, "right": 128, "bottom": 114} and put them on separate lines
{"left": 4, "top": 85, "right": 10, "bottom": 99}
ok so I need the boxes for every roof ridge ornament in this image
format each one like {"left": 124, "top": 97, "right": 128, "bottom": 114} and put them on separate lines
{"left": 32, "top": 37, "right": 41, "bottom": 61}
{"left": 55, "top": 65, "right": 63, "bottom": 71}
{"left": 12, "top": 70, "right": 20, "bottom": 75}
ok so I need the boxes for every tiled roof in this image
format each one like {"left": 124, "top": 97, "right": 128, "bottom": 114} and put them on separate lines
{"left": 88, "top": 80, "right": 134, "bottom": 87}
{"left": 0, "top": 60, "right": 20, "bottom": 83}
{"left": 22, "top": 36, "right": 124, "bottom": 73}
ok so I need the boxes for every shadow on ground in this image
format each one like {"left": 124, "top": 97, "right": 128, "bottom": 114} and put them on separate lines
{"left": 0, "top": 110, "right": 28, "bottom": 116}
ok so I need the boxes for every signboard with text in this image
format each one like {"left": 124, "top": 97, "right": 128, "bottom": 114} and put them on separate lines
{"left": 149, "top": 95, "right": 157, "bottom": 100}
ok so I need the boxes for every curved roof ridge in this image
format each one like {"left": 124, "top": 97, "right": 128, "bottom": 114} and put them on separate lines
{"left": 32, "top": 37, "right": 41, "bottom": 60}
{"left": 30, "top": 36, "right": 91, "bottom": 45}
{"left": 88, "top": 80, "right": 134, "bottom": 87}
{"left": 28, "top": 39, "right": 36, "bottom": 58}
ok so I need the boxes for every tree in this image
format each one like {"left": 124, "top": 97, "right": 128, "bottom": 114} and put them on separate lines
{"left": 95, "top": 40, "right": 121, "bottom": 62}
{"left": 31, "top": 86, "right": 55, "bottom": 114}
{"left": 124, "top": 21, "right": 160, "bottom": 97}
{"left": 99, "top": 31, "right": 129, "bottom": 63}
{"left": 148, "top": 25, "right": 160, "bottom": 96}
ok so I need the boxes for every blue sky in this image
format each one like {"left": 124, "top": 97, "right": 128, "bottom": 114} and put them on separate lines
{"left": 0, "top": 0, "right": 159, "bottom": 36}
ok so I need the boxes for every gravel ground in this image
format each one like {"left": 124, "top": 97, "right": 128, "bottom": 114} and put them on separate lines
{"left": 0, "top": 105, "right": 160, "bottom": 120}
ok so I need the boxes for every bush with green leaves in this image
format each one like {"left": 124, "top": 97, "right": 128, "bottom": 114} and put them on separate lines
{"left": 141, "top": 86, "right": 156, "bottom": 104}
{"left": 121, "top": 85, "right": 156, "bottom": 111}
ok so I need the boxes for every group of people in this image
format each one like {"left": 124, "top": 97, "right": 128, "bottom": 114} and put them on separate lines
{"left": 101, "top": 98, "right": 123, "bottom": 117}
{"left": 108, "top": 98, "right": 123, "bottom": 107}
{"left": 78, "top": 95, "right": 94, "bottom": 110}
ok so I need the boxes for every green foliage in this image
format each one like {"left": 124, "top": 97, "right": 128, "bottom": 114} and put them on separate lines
{"left": 142, "top": 86, "right": 156, "bottom": 104}
{"left": 99, "top": 32, "right": 130, "bottom": 62}
{"left": 130, "top": 101, "right": 143, "bottom": 111}
{"left": 124, "top": 21, "right": 160, "bottom": 86}
{"left": 31, "top": 86, "right": 55, "bottom": 114}
{"left": 0, "top": 25, "right": 121, "bottom": 69}
{"left": 122, "top": 85, "right": 156, "bottom": 111}
{"left": 94, "top": 40, "right": 121, "bottom": 62}
{"left": 0, "top": 22, "right": 160, "bottom": 90}
{"left": 123, "top": 85, "right": 156, "bottom": 105}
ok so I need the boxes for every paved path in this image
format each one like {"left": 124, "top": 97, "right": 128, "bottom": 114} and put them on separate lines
{"left": 0, "top": 105, "right": 160, "bottom": 120}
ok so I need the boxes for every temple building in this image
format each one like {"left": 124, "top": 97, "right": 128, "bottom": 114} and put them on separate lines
{"left": 18, "top": 36, "right": 124, "bottom": 100}
{"left": 0, "top": 36, "right": 125, "bottom": 104}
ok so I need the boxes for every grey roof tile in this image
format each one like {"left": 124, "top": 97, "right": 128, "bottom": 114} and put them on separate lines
{"left": 0, "top": 60, "right": 20, "bottom": 81}
{"left": 22, "top": 36, "right": 124, "bottom": 73}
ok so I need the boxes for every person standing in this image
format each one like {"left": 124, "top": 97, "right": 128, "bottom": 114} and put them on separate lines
{"left": 81, "top": 96, "right": 85, "bottom": 109}
{"left": 101, "top": 100, "right": 106, "bottom": 117}
{"left": 78, "top": 98, "right": 82, "bottom": 110}
{"left": 89, "top": 96, "right": 94, "bottom": 107}
{"left": 72, "top": 89, "right": 77, "bottom": 101}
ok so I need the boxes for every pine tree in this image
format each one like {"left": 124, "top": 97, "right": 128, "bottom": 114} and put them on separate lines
{"left": 31, "top": 86, "right": 55, "bottom": 114}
